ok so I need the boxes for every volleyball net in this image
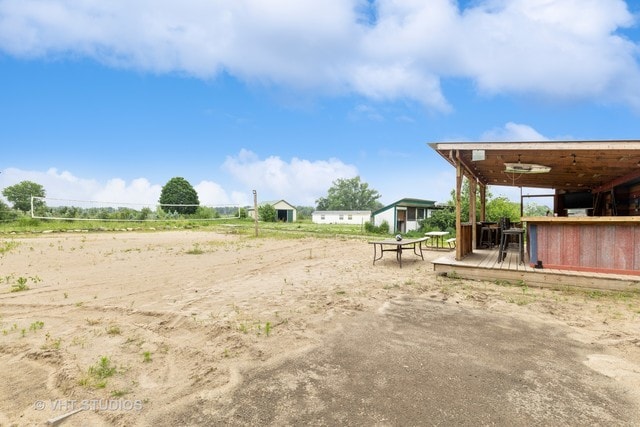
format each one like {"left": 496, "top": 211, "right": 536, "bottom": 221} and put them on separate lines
{"left": 30, "top": 196, "right": 241, "bottom": 222}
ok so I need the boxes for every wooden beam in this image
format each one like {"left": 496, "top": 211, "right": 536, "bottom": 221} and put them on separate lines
{"left": 430, "top": 141, "right": 640, "bottom": 151}
{"left": 592, "top": 168, "right": 640, "bottom": 193}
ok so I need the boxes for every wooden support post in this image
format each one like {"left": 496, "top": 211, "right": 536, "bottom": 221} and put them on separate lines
{"left": 455, "top": 153, "right": 463, "bottom": 261}
{"left": 470, "top": 179, "right": 477, "bottom": 250}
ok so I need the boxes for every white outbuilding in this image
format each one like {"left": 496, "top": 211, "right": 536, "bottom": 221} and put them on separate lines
{"left": 371, "top": 198, "right": 439, "bottom": 233}
{"left": 311, "top": 210, "right": 371, "bottom": 225}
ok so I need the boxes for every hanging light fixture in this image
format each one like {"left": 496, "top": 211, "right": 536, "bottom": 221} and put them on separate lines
{"left": 504, "top": 154, "right": 551, "bottom": 174}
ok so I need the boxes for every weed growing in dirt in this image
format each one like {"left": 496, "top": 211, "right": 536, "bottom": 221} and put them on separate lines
{"left": 111, "top": 389, "right": 130, "bottom": 397}
{"left": 142, "top": 351, "right": 152, "bottom": 363}
{"left": 81, "top": 356, "right": 117, "bottom": 388}
{"left": 264, "top": 321, "right": 272, "bottom": 337}
{"left": 106, "top": 325, "right": 121, "bottom": 335}
{"left": 42, "top": 332, "right": 62, "bottom": 350}
{"left": 186, "top": 243, "right": 204, "bottom": 255}
{"left": 71, "top": 336, "right": 87, "bottom": 348}
{"left": 10, "top": 277, "right": 29, "bottom": 292}
{"left": 0, "top": 240, "right": 19, "bottom": 256}
{"left": 29, "top": 320, "right": 44, "bottom": 332}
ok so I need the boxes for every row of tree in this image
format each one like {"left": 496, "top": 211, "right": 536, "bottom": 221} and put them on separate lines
{"left": 0, "top": 176, "right": 383, "bottom": 222}
{"left": 1, "top": 175, "right": 548, "bottom": 227}
{"left": 0, "top": 177, "right": 212, "bottom": 221}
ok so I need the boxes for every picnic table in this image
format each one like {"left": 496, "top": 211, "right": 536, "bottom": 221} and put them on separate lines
{"left": 425, "top": 231, "right": 450, "bottom": 249}
{"left": 368, "top": 236, "right": 429, "bottom": 268}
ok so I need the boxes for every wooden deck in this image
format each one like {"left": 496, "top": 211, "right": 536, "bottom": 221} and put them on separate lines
{"left": 432, "top": 246, "right": 640, "bottom": 292}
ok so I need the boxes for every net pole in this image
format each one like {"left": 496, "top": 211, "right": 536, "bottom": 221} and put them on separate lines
{"left": 253, "top": 190, "right": 258, "bottom": 237}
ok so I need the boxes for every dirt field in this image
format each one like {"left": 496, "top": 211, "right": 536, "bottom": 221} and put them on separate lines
{"left": 1, "top": 230, "right": 639, "bottom": 426}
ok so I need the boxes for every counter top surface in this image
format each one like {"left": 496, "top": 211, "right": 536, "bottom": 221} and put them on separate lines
{"left": 522, "top": 216, "right": 640, "bottom": 224}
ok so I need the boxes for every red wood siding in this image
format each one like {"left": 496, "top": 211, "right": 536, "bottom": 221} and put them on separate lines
{"left": 535, "top": 223, "right": 640, "bottom": 274}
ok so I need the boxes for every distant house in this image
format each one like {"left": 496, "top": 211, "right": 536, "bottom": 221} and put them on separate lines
{"left": 371, "top": 198, "right": 439, "bottom": 233}
{"left": 312, "top": 210, "right": 371, "bottom": 225}
{"left": 247, "top": 200, "right": 297, "bottom": 222}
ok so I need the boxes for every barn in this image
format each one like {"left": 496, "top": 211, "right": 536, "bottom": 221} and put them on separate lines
{"left": 248, "top": 200, "right": 297, "bottom": 222}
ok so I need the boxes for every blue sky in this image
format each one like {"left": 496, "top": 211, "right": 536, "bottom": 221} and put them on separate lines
{"left": 1, "top": 0, "right": 640, "bottom": 209}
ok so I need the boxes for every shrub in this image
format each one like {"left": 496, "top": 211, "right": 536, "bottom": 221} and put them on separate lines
{"left": 364, "top": 220, "right": 390, "bottom": 234}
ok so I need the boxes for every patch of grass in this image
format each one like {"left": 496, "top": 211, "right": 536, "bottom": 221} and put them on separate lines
{"left": 142, "top": 351, "right": 152, "bottom": 363}
{"left": 185, "top": 243, "right": 204, "bottom": 255}
{"left": 446, "top": 270, "right": 461, "bottom": 280}
{"left": 29, "top": 320, "right": 44, "bottom": 332}
{"left": 106, "top": 325, "right": 121, "bottom": 335}
{"left": 90, "top": 356, "right": 116, "bottom": 379}
{"left": 0, "top": 240, "right": 19, "bottom": 256}
{"left": 42, "top": 333, "right": 62, "bottom": 350}
{"left": 81, "top": 356, "right": 117, "bottom": 388}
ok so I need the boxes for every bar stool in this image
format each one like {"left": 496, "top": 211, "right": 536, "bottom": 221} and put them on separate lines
{"left": 498, "top": 228, "right": 524, "bottom": 264}
{"left": 480, "top": 225, "right": 493, "bottom": 248}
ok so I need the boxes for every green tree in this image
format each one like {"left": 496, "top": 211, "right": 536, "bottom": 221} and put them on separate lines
{"left": 295, "top": 206, "right": 314, "bottom": 220}
{"left": 2, "top": 180, "right": 46, "bottom": 213}
{"left": 524, "top": 202, "right": 551, "bottom": 217}
{"left": 258, "top": 203, "right": 276, "bottom": 222}
{"left": 486, "top": 196, "right": 520, "bottom": 222}
{"left": 159, "top": 177, "right": 199, "bottom": 215}
{"left": 315, "top": 176, "right": 382, "bottom": 211}
{"left": 0, "top": 199, "right": 19, "bottom": 221}
{"left": 420, "top": 207, "right": 455, "bottom": 232}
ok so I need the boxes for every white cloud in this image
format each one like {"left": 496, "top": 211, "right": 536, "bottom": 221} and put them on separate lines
{"left": 194, "top": 180, "right": 233, "bottom": 206}
{"left": 222, "top": 149, "right": 358, "bottom": 205}
{"left": 480, "top": 122, "right": 550, "bottom": 141}
{"left": 4, "top": 166, "right": 280, "bottom": 216}
{"left": 1, "top": 0, "right": 638, "bottom": 109}
{"left": 92, "top": 178, "right": 162, "bottom": 206}
{"left": 457, "top": 0, "right": 639, "bottom": 104}
{"left": 0, "top": 167, "right": 102, "bottom": 204}
{"left": 0, "top": 167, "right": 243, "bottom": 209}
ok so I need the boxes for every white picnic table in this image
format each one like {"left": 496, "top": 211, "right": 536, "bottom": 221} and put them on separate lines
{"left": 425, "top": 231, "right": 450, "bottom": 249}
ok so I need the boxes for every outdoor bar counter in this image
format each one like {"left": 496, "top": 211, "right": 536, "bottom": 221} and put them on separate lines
{"left": 523, "top": 216, "right": 640, "bottom": 275}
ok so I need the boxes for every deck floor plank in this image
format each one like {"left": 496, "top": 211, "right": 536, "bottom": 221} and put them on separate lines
{"left": 432, "top": 246, "right": 640, "bottom": 291}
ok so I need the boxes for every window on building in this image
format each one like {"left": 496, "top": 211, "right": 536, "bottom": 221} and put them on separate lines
{"left": 339, "top": 215, "right": 344, "bottom": 220}
{"left": 407, "top": 207, "right": 416, "bottom": 221}
{"left": 348, "top": 215, "right": 352, "bottom": 220}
